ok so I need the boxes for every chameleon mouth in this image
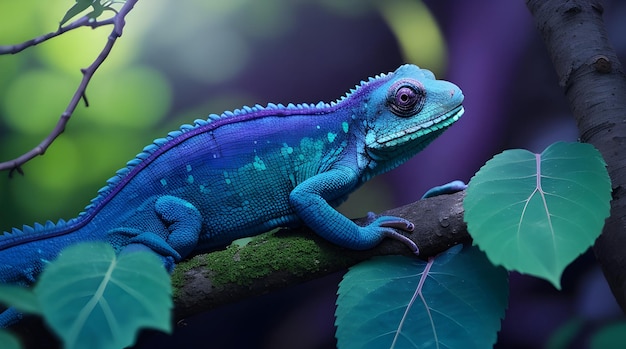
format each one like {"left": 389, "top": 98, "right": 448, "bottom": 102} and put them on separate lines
{"left": 376, "top": 105, "right": 464, "bottom": 147}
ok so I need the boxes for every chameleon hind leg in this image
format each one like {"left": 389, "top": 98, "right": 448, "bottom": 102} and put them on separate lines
{"left": 108, "top": 195, "right": 202, "bottom": 271}
{"left": 0, "top": 196, "right": 202, "bottom": 328}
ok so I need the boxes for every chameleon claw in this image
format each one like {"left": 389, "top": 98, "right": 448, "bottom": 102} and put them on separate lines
{"left": 369, "top": 216, "right": 418, "bottom": 254}
{"left": 384, "top": 230, "right": 420, "bottom": 256}
{"left": 378, "top": 217, "right": 414, "bottom": 232}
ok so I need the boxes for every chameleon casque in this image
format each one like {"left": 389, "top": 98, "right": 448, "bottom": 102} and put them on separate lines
{"left": 0, "top": 64, "right": 463, "bottom": 326}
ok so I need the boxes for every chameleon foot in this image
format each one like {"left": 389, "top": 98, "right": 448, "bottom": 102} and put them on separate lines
{"left": 384, "top": 230, "right": 420, "bottom": 256}
{"left": 379, "top": 219, "right": 415, "bottom": 232}
{"left": 367, "top": 215, "right": 419, "bottom": 255}
{"left": 365, "top": 212, "right": 415, "bottom": 230}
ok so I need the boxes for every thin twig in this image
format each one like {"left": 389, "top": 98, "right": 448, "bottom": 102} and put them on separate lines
{"left": 0, "top": 0, "right": 140, "bottom": 175}
{"left": 0, "top": 16, "right": 114, "bottom": 55}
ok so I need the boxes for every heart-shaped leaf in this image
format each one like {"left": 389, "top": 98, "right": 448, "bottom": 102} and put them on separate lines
{"left": 35, "top": 242, "right": 172, "bottom": 349}
{"left": 335, "top": 245, "right": 508, "bottom": 349}
{"left": 464, "top": 142, "right": 611, "bottom": 288}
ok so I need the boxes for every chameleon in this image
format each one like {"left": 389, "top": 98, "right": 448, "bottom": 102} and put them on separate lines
{"left": 0, "top": 64, "right": 464, "bottom": 326}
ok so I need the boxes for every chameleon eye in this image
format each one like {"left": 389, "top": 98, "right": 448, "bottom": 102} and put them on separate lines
{"left": 387, "top": 80, "right": 425, "bottom": 117}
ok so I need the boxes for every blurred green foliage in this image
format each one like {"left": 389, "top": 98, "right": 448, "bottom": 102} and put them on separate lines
{"left": 0, "top": 0, "right": 446, "bottom": 233}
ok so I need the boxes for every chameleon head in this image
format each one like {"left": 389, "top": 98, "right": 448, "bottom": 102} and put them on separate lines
{"left": 360, "top": 64, "right": 464, "bottom": 173}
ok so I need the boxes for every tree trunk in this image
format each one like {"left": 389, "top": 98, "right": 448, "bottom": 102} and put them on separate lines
{"left": 526, "top": 0, "right": 626, "bottom": 311}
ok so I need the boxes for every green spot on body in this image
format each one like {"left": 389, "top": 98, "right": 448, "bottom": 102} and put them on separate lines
{"left": 186, "top": 164, "right": 192, "bottom": 172}
{"left": 327, "top": 132, "right": 337, "bottom": 143}
{"left": 253, "top": 155, "right": 266, "bottom": 170}
{"left": 298, "top": 137, "right": 325, "bottom": 164}
{"left": 281, "top": 143, "right": 294, "bottom": 157}
{"left": 223, "top": 171, "right": 232, "bottom": 185}
{"left": 187, "top": 175, "right": 194, "bottom": 184}
{"left": 199, "top": 184, "right": 210, "bottom": 194}
{"left": 160, "top": 178, "right": 167, "bottom": 186}
{"left": 342, "top": 121, "right": 349, "bottom": 133}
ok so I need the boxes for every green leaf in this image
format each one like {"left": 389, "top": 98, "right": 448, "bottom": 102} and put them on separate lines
{"left": 86, "top": 1, "right": 105, "bottom": 20}
{"left": 0, "top": 330, "right": 22, "bottom": 349}
{"left": 590, "top": 321, "right": 626, "bottom": 349}
{"left": 35, "top": 242, "right": 172, "bottom": 349}
{"left": 0, "top": 284, "right": 41, "bottom": 314}
{"left": 545, "top": 317, "right": 584, "bottom": 349}
{"left": 464, "top": 142, "right": 611, "bottom": 288}
{"left": 335, "top": 245, "right": 508, "bottom": 349}
{"left": 59, "top": 0, "right": 94, "bottom": 27}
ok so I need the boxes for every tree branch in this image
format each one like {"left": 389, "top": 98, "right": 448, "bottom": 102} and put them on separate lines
{"left": 526, "top": 0, "right": 626, "bottom": 311}
{"left": 172, "top": 191, "right": 469, "bottom": 321}
{"left": 9, "top": 191, "right": 469, "bottom": 346}
{"left": 0, "top": 16, "right": 114, "bottom": 55}
{"left": 0, "top": 0, "right": 139, "bottom": 176}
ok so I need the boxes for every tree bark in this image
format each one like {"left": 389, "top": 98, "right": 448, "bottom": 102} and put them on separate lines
{"left": 526, "top": 0, "right": 626, "bottom": 311}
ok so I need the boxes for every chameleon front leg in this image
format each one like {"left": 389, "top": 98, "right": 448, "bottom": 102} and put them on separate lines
{"left": 289, "top": 166, "right": 418, "bottom": 253}
{"left": 108, "top": 195, "right": 202, "bottom": 271}
{"left": 421, "top": 180, "right": 467, "bottom": 199}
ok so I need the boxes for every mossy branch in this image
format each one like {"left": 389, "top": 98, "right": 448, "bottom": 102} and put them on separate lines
{"left": 8, "top": 191, "right": 468, "bottom": 347}
{"left": 172, "top": 191, "right": 469, "bottom": 322}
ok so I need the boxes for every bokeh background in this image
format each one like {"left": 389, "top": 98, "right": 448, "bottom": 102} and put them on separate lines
{"left": 1, "top": 0, "right": 625, "bottom": 348}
